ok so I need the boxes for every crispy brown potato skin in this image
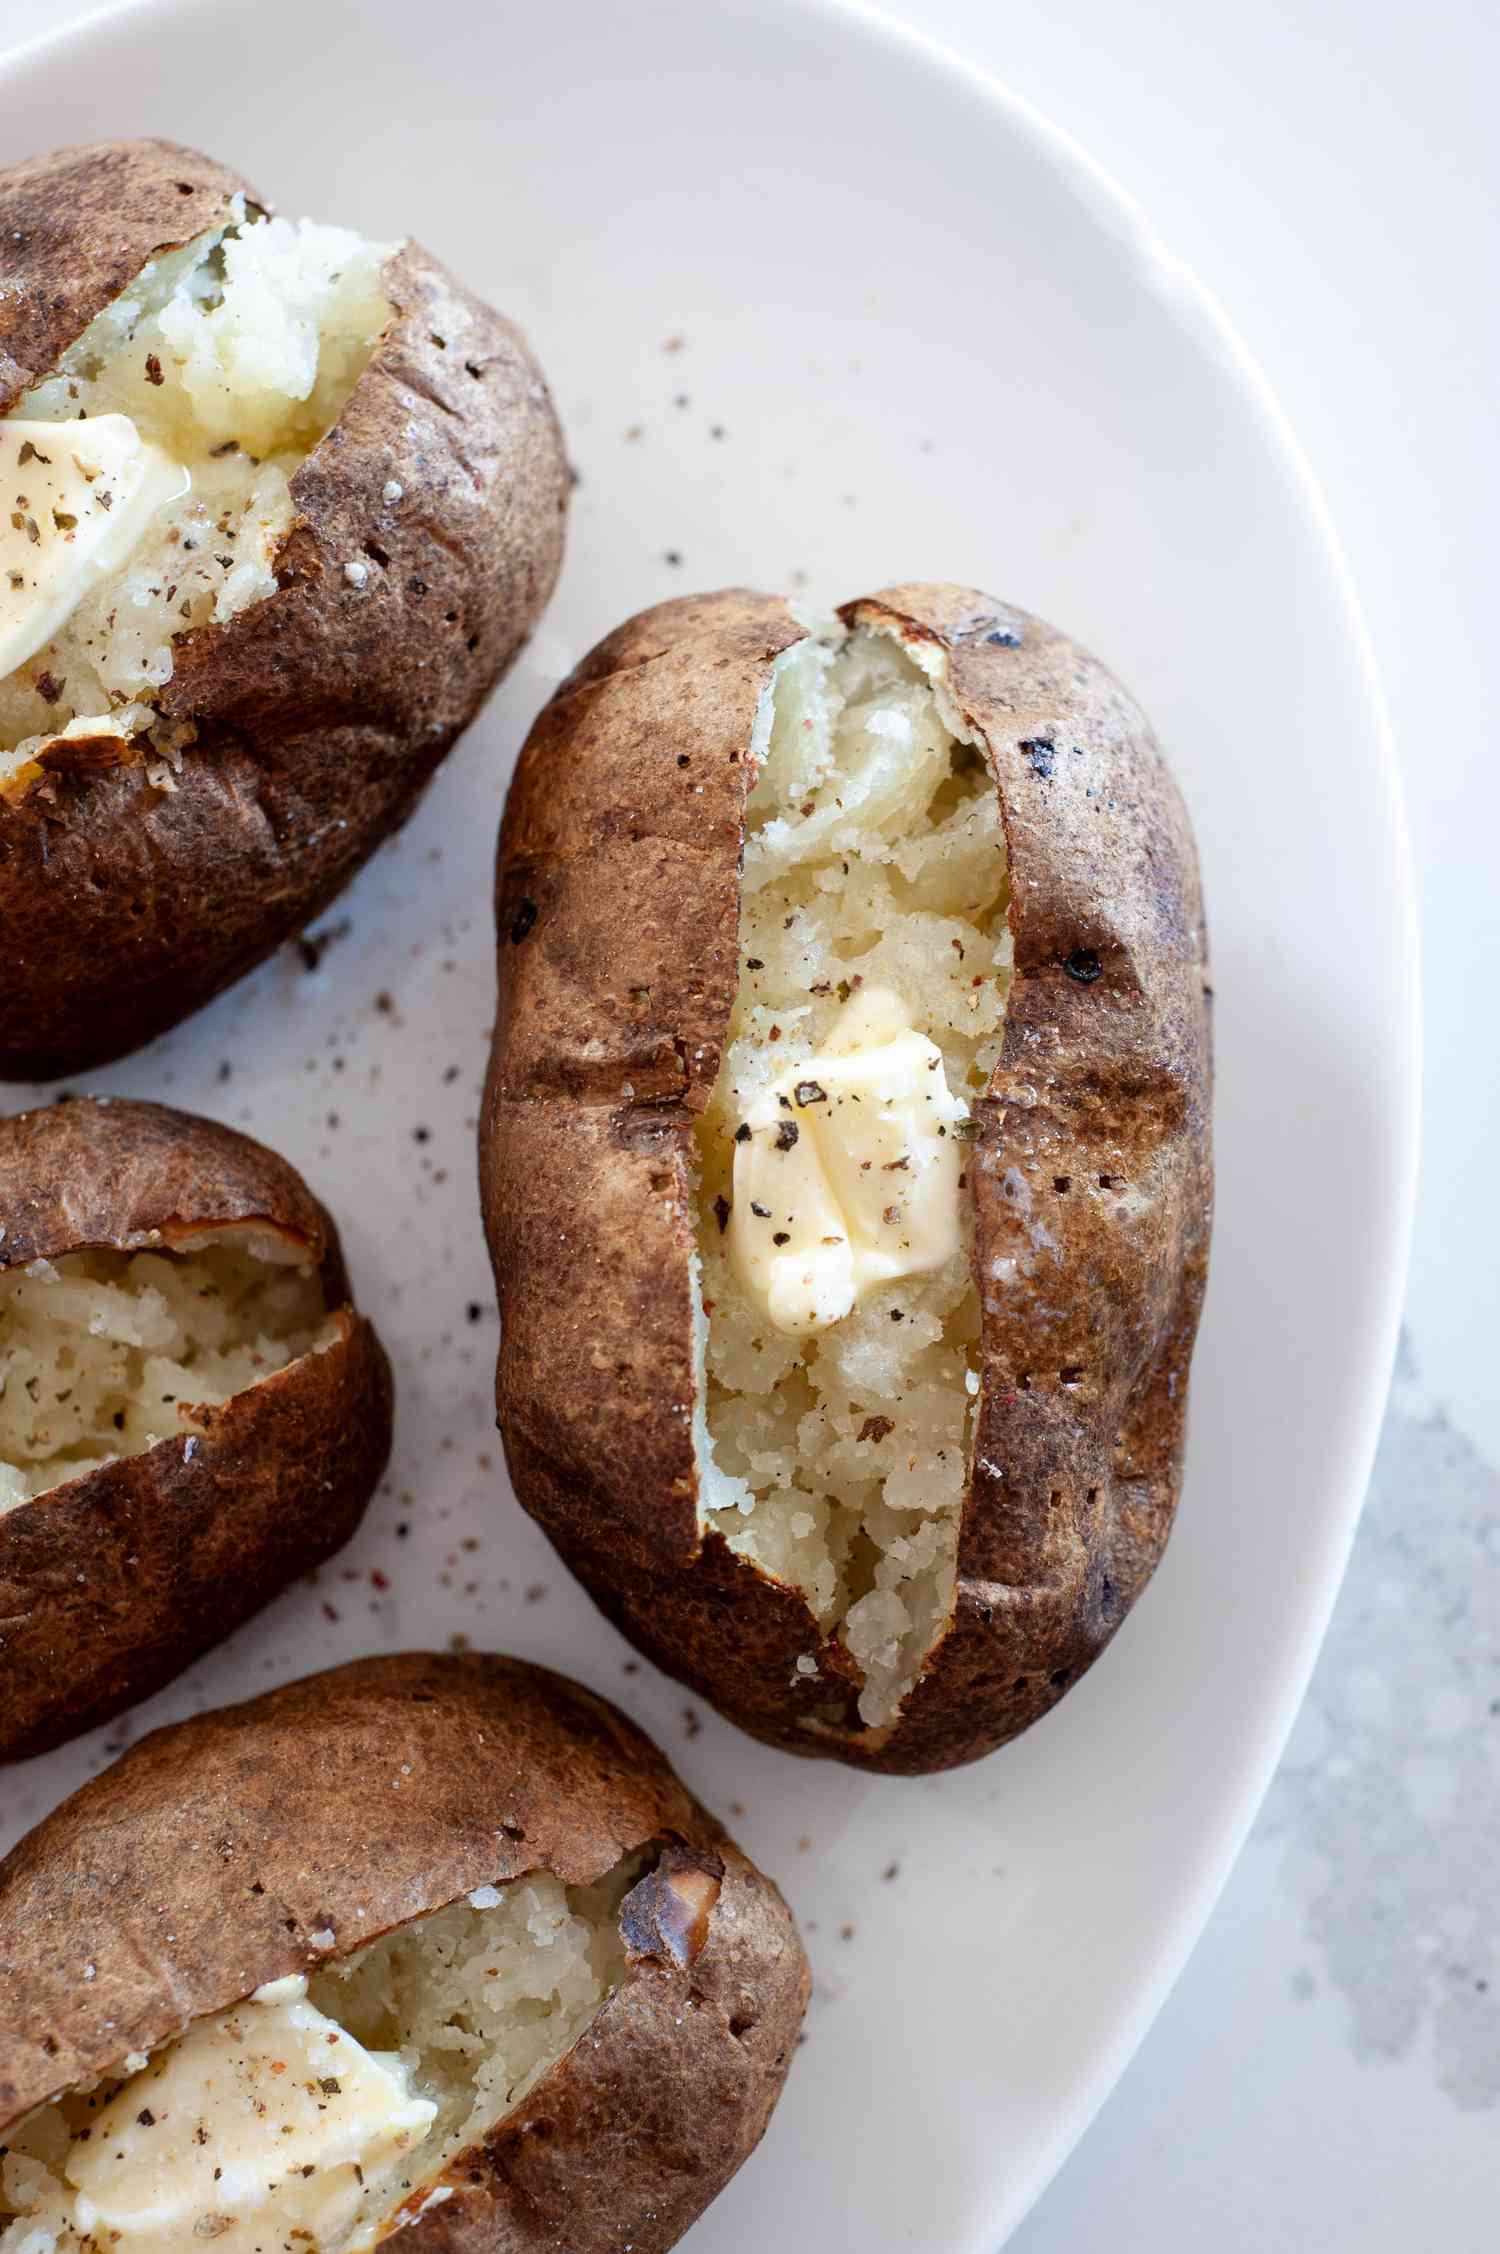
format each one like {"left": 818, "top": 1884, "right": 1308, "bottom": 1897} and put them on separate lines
{"left": 482, "top": 585, "right": 1213, "bottom": 1773}
{"left": 0, "top": 1096, "right": 392, "bottom": 1762}
{"left": 0, "top": 1651, "right": 810, "bottom": 2254}
{"left": 0, "top": 139, "right": 570, "bottom": 1080}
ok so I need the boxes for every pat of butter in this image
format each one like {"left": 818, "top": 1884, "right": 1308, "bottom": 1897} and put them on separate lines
{"left": 66, "top": 1992, "right": 435, "bottom": 2253}
{"left": 728, "top": 985, "right": 967, "bottom": 1334}
{"left": 0, "top": 415, "right": 190, "bottom": 679}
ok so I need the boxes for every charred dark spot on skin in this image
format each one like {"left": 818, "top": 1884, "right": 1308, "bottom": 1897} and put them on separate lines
{"left": 1019, "top": 737, "right": 1055, "bottom": 780}
{"left": 508, "top": 898, "right": 538, "bottom": 944}
{"left": 619, "top": 1841, "right": 725, "bottom": 1969}
{"left": 954, "top": 607, "right": 1025, "bottom": 649}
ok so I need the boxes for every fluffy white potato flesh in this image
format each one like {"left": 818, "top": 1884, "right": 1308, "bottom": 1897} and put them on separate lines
{"left": 0, "top": 198, "right": 393, "bottom": 790}
{"left": 695, "top": 625, "right": 1012, "bottom": 1730}
{"left": 0, "top": 1867, "right": 634, "bottom": 2254}
{"left": 0, "top": 1235, "right": 338, "bottom": 1516}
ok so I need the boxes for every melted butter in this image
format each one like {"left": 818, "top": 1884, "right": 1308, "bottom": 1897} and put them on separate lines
{"left": 0, "top": 415, "right": 190, "bottom": 679}
{"left": 728, "top": 985, "right": 968, "bottom": 1334}
{"left": 65, "top": 1987, "right": 434, "bottom": 2254}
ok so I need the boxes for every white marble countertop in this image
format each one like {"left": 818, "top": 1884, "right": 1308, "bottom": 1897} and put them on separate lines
{"left": 0, "top": 0, "right": 1493, "bottom": 2244}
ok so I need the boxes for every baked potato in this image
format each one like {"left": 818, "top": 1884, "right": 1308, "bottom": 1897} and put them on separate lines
{"left": 0, "top": 1650, "right": 809, "bottom": 2254}
{"left": 0, "top": 1095, "right": 391, "bottom": 1762}
{"left": 482, "top": 584, "right": 1212, "bottom": 1773}
{"left": 0, "top": 138, "right": 569, "bottom": 1079}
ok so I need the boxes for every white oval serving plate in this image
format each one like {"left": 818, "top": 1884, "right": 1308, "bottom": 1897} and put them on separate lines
{"left": 0, "top": 0, "right": 1419, "bottom": 2245}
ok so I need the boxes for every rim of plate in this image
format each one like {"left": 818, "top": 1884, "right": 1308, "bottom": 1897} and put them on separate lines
{"left": 0, "top": 0, "right": 1423, "bottom": 2239}
{"left": 813, "top": 1, "right": 1422, "bottom": 2229}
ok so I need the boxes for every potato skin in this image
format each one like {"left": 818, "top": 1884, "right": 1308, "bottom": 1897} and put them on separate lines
{"left": 0, "top": 1651, "right": 810, "bottom": 2254}
{"left": 0, "top": 138, "right": 251, "bottom": 403}
{"left": 0, "top": 1097, "right": 393, "bottom": 1762}
{"left": 482, "top": 585, "right": 1213, "bottom": 1773}
{"left": 0, "top": 139, "right": 570, "bottom": 1080}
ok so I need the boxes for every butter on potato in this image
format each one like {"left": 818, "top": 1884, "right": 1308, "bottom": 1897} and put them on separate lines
{"left": 0, "top": 1878, "right": 630, "bottom": 2254}
{"left": 0, "top": 200, "right": 392, "bottom": 791}
{"left": 484, "top": 584, "right": 1213, "bottom": 1773}
{"left": 0, "top": 139, "right": 569, "bottom": 1081}
{"left": 0, "top": 1654, "right": 809, "bottom": 2254}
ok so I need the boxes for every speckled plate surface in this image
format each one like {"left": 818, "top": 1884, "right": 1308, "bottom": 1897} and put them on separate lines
{"left": 0, "top": 0, "right": 1419, "bottom": 2245}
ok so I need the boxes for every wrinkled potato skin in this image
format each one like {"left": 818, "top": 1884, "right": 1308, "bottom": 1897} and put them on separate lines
{"left": 482, "top": 585, "right": 1213, "bottom": 1774}
{"left": 0, "top": 1097, "right": 392, "bottom": 1762}
{"left": 0, "top": 1652, "right": 810, "bottom": 2254}
{"left": 0, "top": 139, "right": 570, "bottom": 1080}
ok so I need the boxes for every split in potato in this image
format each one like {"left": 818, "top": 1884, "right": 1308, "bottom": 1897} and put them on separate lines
{"left": 0, "top": 1869, "right": 639, "bottom": 2254}
{"left": 0, "top": 1097, "right": 392, "bottom": 1762}
{"left": 694, "top": 626, "right": 1012, "bottom": 1729}
{"left": 0, "top": 140, "right": 570, "bottom": 1079}
{"left": 0, "top": 1653, "right": 809, "bottom": 2254}
{"left": 484, "top": 584, "right": 1213, "bottom": 1772}
{"left": 0, "top": 1236, "right": 337, "bottom": 1513}
{"left": 0, "top": 204, "right": 392, "bottom": 782}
